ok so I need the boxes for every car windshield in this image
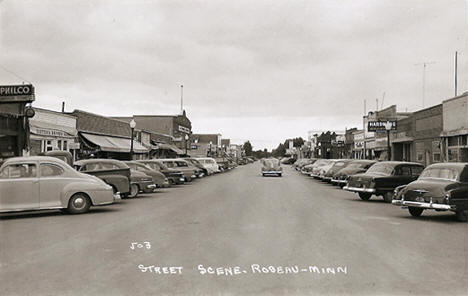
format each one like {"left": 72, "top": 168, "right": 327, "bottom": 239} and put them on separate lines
{"left": 263, "top": 159, "right": 280, "bottom": 167}
{"left": 419, "top": 168, "right": 459, "bottom": 181}
{"left": 176, "top": 161, "right": 188, "bottom": 167}
{"left": 366, "top": 163, "right": 394, "bottom": 176}
{"left": 163, "top": 161, "right": 175, "bottom": 168}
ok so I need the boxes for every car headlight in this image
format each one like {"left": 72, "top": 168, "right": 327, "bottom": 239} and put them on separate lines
{"left": 444, "top": 192, "right": 451, "bottom": 204}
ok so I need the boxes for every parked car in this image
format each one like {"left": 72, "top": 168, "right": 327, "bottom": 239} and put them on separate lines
{"left": 331, "top": 160, "right": 377, "bottom": 188}
{"left": 310, "top": 159, "right": 332, "bottom": 178}
{"left": 262, "top": 158, "right": 283, "bottom": 177}
{"left": 124, "top": 161, "right": 169, "bottom": 188}
{"left": 75, "top": 159, "right": 155, "bottom": 198}
{"left": 74, "top": 159, "right": 131, "bottom": 198}
{"left": 302, "top": 159, "right": 328, "bottom": 175}
{"left": 158, "top": 159, "right": 197, "bottom": 182}
{"left": 344, "top": 161, "right": 424, "bottom": 202}
{"left": 44, "top": 150, "right": 73, "bottom": 166}
{"left": 392, "top": 163, "right": 468, "bottom": 222}
{"left": 322, "top": 159, "right": 353, "bottom": 182}
{"left": 280, "top": 157, "right": 296, "bottom": 165}
{"left": 195, "top": 157, "right": 220, "bottom": 175}
{"left": 137, "top": 160, "right": 185, "bottom": 185}
{"left": 0, "top": 156, "right": 116, "bottom": 214}
{"left": 184, "top": 158, "right": 207, "bottom": 177}
{"left": 214, "top": 157, "right": 230, "bottom": 172}
{"left": 293, "top": 158, "right": 316, "bottom": 171}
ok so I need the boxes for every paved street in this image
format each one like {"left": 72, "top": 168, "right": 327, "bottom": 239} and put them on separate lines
{"left": 1, "top": 162, "right": 468, "bottom": 296}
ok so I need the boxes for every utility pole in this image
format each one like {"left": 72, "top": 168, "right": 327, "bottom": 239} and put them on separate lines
{"left": 180, "top": 84, "right": 184, "bottom": 113}
{"left": 455, "top": 51, "right": 458, "bottom": 97}
{"left": 363, "top": 99, "right": 366, "bottom": 160}
{"left": 414, "top": 61, "right": 436, "bottom": 108}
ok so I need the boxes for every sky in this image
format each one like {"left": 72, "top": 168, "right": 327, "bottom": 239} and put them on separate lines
{"left": 1, "top": 0, "right": 467, "bottom": 150}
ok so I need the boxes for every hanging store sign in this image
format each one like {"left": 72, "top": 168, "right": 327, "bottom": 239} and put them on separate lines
{"left": 178, "top": 125, "right": 190, "bottom": 133}
{"left": 367, "top": 120, "right": 397, "bottom": 132}
{"left": 0, "top": 84, "right": 35, "bottom": 102}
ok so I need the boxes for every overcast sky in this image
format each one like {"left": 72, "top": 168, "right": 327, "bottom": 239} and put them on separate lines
{"left": 1, "top": 0, "right": 467, "bottom": 150}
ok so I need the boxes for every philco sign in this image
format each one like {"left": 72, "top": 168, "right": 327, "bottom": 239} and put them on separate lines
{"left": 0, "top": 84, "right": 35, "bottom": 102}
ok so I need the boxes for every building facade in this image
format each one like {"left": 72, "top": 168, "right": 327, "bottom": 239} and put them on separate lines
{"left": 441, "top": 93, "right": 468, "bottom": 162}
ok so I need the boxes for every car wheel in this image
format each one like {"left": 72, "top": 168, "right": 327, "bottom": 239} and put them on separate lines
{"left": 456, "top": 210, "right": 468, "bottom": 222}
{"left": 383, "top": 192, "right": 393, "bottom": 203}
{"left": 358, "top": 192, "right": 372, "bottom": 201}
{"left": 408, "top": 207, "right": 424, "bottom": 217}
{"left": 339, "top": 184, "right": 345, "bottom": 189}
{"left": 278, "top": 173, "right": 282, "bottom": 177}
{"left": 67, "top": 193, "right": 91, "bottom": 214}
{"left": 262, "top": 173, "right": 265, "bottom": 177}
{"left": 129, "top": 184, "right": 139, "bottom": 198}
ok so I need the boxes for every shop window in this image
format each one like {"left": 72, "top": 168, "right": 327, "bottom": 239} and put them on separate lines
{"left": 448, "top": 137, "right": 458, "bottom": 147}
{"left": 448, "top": 149, "right": 459, "bottom": 162}
{"left": 63, "top": 140, "right": 68, "bottom": 151}
{"left": 433, "top": 153, "right": 441, "bottom": 162}
{"left": 42, "top": 140, "right": 54, "bottom": 152}
{"left": 461, "top": 136, "right": 467, "bottom": 146}
{"left": 416, "top": 152, "right": 424, "bottom": 162}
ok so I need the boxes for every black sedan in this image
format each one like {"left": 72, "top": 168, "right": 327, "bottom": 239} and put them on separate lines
{"left": 392, "top": 163, "right": 468, "bottom": 222}
{"left": 344, "top": 161, "right": 424, "bottom": 202}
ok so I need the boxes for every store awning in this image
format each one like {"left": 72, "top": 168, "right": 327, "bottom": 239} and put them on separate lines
{"left": 29, "top": 121, "right": 77, "bottom": 138}
{"left": 151, "top": 143, "right": 184, "bottom": 155}
{"left": 392, "top": 136, "right": 414, "bottom": 143}
{"left": 81, "top": 132, "right": 148, "bottom": 153}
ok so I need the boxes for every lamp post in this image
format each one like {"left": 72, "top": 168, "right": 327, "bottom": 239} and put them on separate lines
{"left": 129, "top": 119, "right": 136, "bottom": 160}
{"left": 384, "top": 121, "right": 392, "bottom": 161}
{"left": 184, "top": 134, "right": 189, "bottom": 155}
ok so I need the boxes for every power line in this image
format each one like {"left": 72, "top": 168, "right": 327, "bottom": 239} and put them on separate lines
{"left": 0, "top": 65, "right": 32, "bottom": 84}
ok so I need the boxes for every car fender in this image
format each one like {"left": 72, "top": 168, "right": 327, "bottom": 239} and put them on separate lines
{"left": 60, "top": 180, "right": 110, "bottom": 207}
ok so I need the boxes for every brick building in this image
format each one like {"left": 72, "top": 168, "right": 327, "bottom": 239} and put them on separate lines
{"left": 441, "top": 93, "right": 468, "bottom": 162}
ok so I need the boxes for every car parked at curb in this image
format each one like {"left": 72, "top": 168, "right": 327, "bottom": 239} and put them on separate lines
{"left": 392, "top": 163, "right": 468, "bottom": 222}
{"left": 74, "top": 158, "right": 131, "bottom": 198}
{"left": 344, "top": 161, "right": 424, "bottom": 202}
{"left": 137, "top": 160, "right": 185, "bottom": 185}
{"left": 124, "top": 161, "right": 169, "bottom": 188}
{"left": 195, "top": 157, "right": 220, "bottom": 175}
{"left": 0, "top": 156, "right": 117, "bottom": 214}
{"left": 74, "top": 159, "right": 155, "bottom": 198}
{"left": 331, "top": 160, "right": 377, "bottom": 188}
{"left": 184, "top": 158, "right": 207, "bottom": 177}
{"left": 322, "top": 159, "right": 353, "bottom": 182}
{"left": 158, "top": 159, "right": 197, "bottom": 182}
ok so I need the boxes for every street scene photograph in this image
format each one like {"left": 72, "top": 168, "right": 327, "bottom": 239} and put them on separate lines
{"left": 1, "top": 0, "right": 468, "bottom": 295}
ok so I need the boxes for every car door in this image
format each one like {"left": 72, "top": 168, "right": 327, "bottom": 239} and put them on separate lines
{"left": 39, "top": 163, "right": 67, "bottom": 208}
{"left": 394, "top": 165, "right": 413, "bottom": 187}
{"left": 0, "top": 162, "right": 40, "bottom": 211}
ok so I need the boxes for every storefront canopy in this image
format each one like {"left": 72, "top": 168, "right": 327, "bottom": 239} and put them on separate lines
{"left": 81, "top": 132, "right": 148, "bottom": 153}
{"left": 151, "top": 143, "right": 184, "bottom": 155}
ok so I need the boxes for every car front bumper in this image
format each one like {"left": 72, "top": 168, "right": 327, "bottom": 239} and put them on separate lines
{"left": 391, "top": 199, "right": 454, "bottom": 210}
{"left": 331, "top": 179, "right": 347, "bottom": 184}
{"left": 343, "top": 186, "right": 376, "bottom": 193}
{"left": 262, "top": 171, "right": 282, "bottom": 174}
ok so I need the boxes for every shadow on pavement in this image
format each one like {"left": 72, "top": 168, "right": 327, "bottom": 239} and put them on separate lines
{"left": 0, "top": 207, "right": 120, "bottom": 220}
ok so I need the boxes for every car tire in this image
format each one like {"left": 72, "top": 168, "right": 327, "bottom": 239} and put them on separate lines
{"left": 383, "top": 192, "right": 393, "bottom": 203}
{"left": 67, "top": 193, "right": 91, "bottom": 214}
{"left": 456, "top": 210, "right": 468, "bottom": 222}
{"left": 262, "top": 173, "right": 265, "bottom": 177}
{"left": 129, "top": 184, "right": 139, "bottom": 198}
{"left": 358, "top": 192, "right": 372, "bottom": 201}
{"left": 408, "top": 207, "right": 424, "bottom": 217}
{"left": 278, "top": 173, "right": 282, "bottom": 177}
{"left": 339, "top": 184, "right": 345, "bottom": 189}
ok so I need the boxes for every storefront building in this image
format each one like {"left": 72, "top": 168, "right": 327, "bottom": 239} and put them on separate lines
{"left": 29, "top": 108, "right": 78, "bottom": 156}
{"left": 190, "top": 133, "right": 222, "bottom": 157}
{"left": 392, "top": 116, "right": 413, "bottom": 161}
{"left": 113, "top": 110, "right": 192, "bottom": 150}
{"left": 412, "top": 104, "right": 443, "bottom": 166}
{"left": 352, "top": 130, "right": 364, "bottom": 159}
{"left": 441, "top": 93, "right": 468, "bottom": 162}
{"left": 70, "top": 110, "right": 148, "bottom": 160}
{"left": 0, "top": 84, "right": 35, "bottom": 162}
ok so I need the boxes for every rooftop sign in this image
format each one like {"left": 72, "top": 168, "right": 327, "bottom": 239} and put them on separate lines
{"left": 0, "top": 84, "right": 35, "bottom": 103}
{"left": 367, "top": 120, "right": 397, "bottom": 132}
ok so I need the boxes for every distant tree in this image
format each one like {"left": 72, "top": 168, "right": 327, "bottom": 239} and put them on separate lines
{"left": 272, "top": 143, "right": 286, "bottom": 157}
{"left": 243, "top": 141, "right": 253, "bottom": 156}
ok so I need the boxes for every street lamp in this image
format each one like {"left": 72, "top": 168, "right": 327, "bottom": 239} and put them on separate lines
{"left": 384, "top": 121, "right": 392, "bottom": 161}
{"left": 184, "top": 134, "right": 189, "bottom": 155}
{"left": 129, "top": 119, "right": 136, "bottom": 160}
